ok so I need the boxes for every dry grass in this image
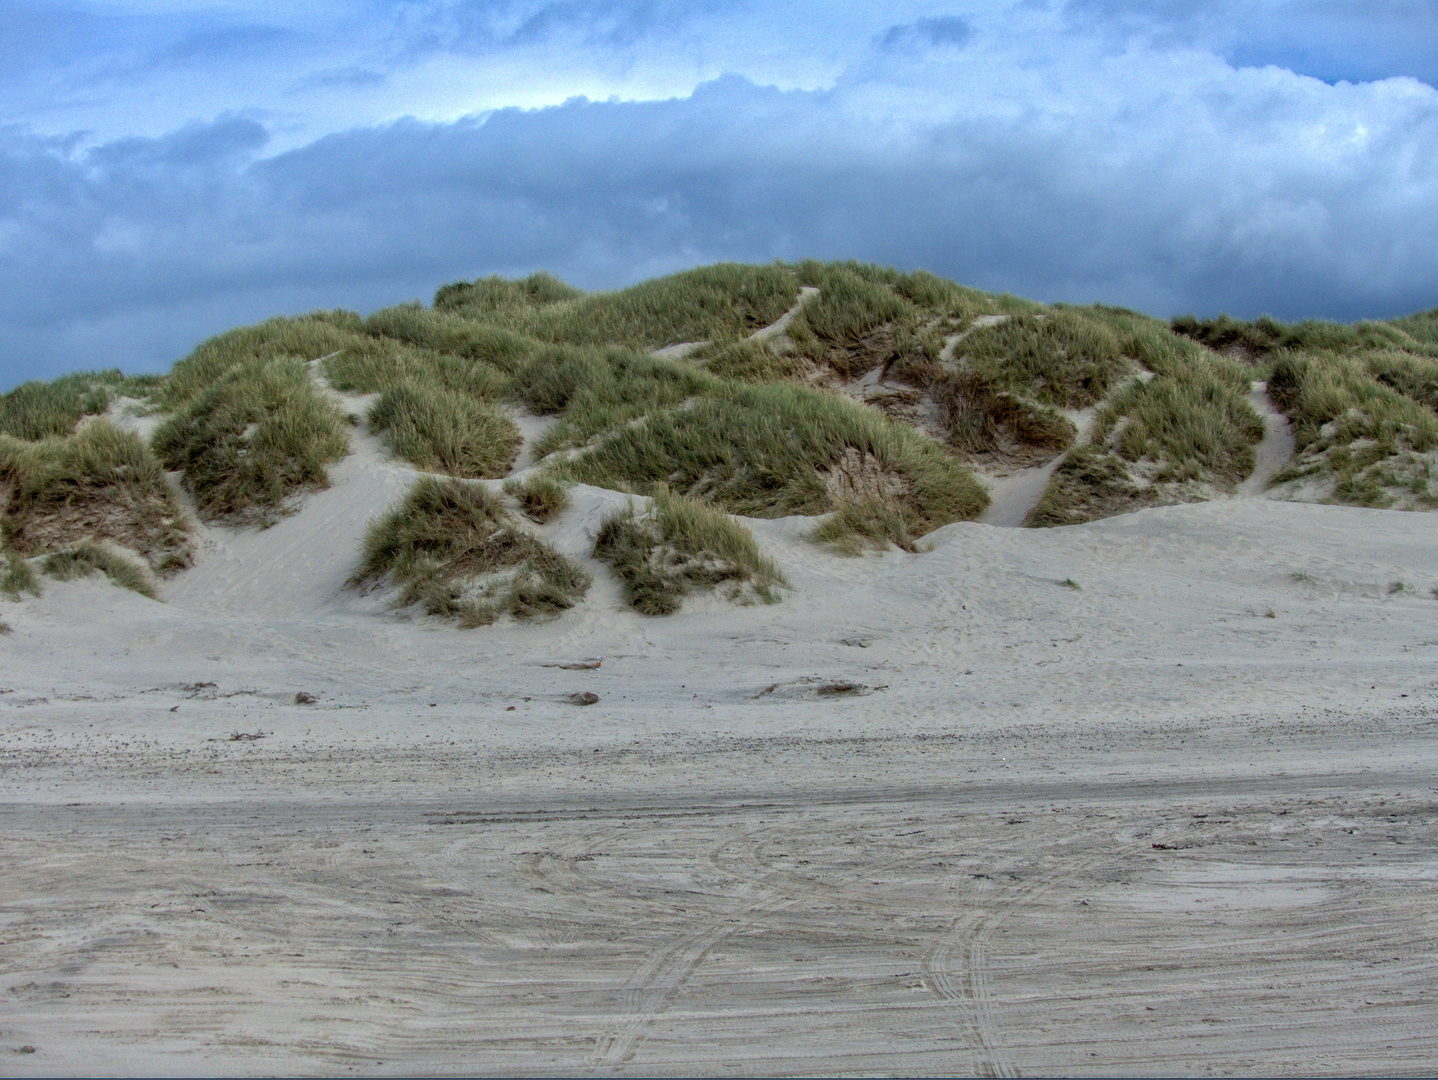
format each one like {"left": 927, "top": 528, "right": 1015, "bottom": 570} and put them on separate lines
{"left": 351, "top": 477, "right": 589, "bottom": 626}
{"left": 40, "top": 539, "right": 158, "bottom": 599}
{"left": 153, "top": 358, "right": 349, "bottom": 523}
{"left": 0, "top": 421, "right": 192, "bottom": 572}
{"left": 593, "top": 490, "right": 786, "bottom": 614}
{"left": 504, "top": 475, "right": 571, "bottom": 523}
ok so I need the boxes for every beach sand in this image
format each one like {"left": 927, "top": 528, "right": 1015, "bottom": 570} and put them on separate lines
{"left": 2, "top": 439, "right": 1437, "bottom": 1074}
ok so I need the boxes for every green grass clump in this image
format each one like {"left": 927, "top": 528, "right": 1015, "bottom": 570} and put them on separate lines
{"left": 508, "top": 346, "right": 615, "bottom": 415}
{"left": 593, "top": 490, "right": 786, "bottom": 614}
{"left": 1026, "top": 444, "right": 1156, "bottom": 527}
{"left": 1364, "top": 351, "right": 1438, "bottom": 412}
{"left": 351, "top": 477, "right": 589, "bottom": 626}
{"left": 959, "top": 310, "right": 1129, "bottom": 409}
{"left": 40, "top": 540, "right": 158, "bottom": 599}
{"left": 153, "top": 358, "right": 349, "bottom": 522}
{"left": 555, "top": 379, "right": 988, "bottom": 532}
{"left": 935, "top": 371, "right": 1077, "bottom": 458}
{"left": 439, "top": 264, "right": 802, "bottom": 350}
{"left": 433, "top": 271, "right": 584, "bottom": 314}
{"left": 699, "top": 339, "right": 810, "bottom": 383}
{"left": 1266, "top": 350, "right": 1438, "bottom": 507}
{"left": 160, "top": 315, "right": 368, "bottom": 408}
{"left": 1097, "top": 369, "right": 1265, "bottom": 484}
{"left": 1, "top": 551, "right": 40, "bottom": 600}
{"left": 0, "top": 370, "right": 162, "bottom": 441}
{"left": 367, "top": 380, "right": 520, "bottom": 478}
{"left": 0, "top": 421, "right": 192, "bottom": 571}
{"left": 811, "top": 497, "right": 921, "bottom": 555}
{"left": 1172, "top": 312, "right": 1438, "bottom": 361}
{"left": 504, "top": 475, "right": 571, "bottom": 522}
{"left": 359, "top": 305, "right": 540, "bottom": 374}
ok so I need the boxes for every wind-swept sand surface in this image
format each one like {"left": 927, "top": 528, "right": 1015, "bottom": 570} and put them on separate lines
{"left": 3, "top": 484, "right": 1438, "bottom": 1074}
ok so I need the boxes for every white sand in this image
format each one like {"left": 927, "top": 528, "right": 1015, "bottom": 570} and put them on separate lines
{"left": 3, "top": 420, "right": 1438, "bottom": 1074}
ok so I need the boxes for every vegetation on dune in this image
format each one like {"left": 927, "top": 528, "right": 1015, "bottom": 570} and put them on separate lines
{"left": 351, "top": 476, "right": 589, "bottom": 626}
{"left": 1167, "top": 308, "right": 1438, "bottom": 509}
{"left": 1267, "top": 351, "right": 1438, "bottom": 508}
{"left": 153, "top": 357, "right": 349, "bottom": 523}
{"left": 1, "top": 550, "right": 40, "bottom": 600}
{"left": 958, "top": 310, "right": 1130, "bottom": 410}
{"left": 437, "top": 263, "right": 801, "bottom": 349}
{"left": 811, "top": 497, "right": 922, "bottom": 555}
{"left": 367, "top": 380, "right": 520, "bottom": 479}
{"left": 503, "top": 474, "right": 571, "bottom": 523}
{"left": 40, "top": 540, "right": 158, "bottom": 599}
{"left": 0, "top": 420, "right": 192, "bottom": 572}
{"left": 553, "top": 376, "right": 988, "bottom": 530}
{"left": 0, "top": 370, "right": 161, "bottom": 441}
{"left": 13, "top": 258, "right": 1438, "bottom": 611}
{"left": 594, "top": 490, "right": 786, "bottom": 615}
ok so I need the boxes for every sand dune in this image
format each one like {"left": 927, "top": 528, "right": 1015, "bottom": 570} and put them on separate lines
{"left": 3, "top": 473, "right": 1437, "bottom": 1073}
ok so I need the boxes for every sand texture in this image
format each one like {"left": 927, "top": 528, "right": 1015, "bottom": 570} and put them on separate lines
{"left": 3, "top": 458, "right": 1438, "bottom": 1073}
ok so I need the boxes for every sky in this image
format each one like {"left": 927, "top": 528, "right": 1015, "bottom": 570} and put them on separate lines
{"left": 2, "top": 1, "right": 1437, "bottom": 388}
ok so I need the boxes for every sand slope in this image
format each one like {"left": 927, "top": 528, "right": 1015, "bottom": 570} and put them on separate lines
{"left": 3, "top": 445, "right": 1438, "bottom": 1073}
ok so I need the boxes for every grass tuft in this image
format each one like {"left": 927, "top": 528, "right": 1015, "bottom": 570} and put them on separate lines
{"left": 40, "top": 540, "right": 158, "bottom": 599}
{"left": 351, "top": 477, "right": 589, "bottom": 625}
{"left": 959, "top": 310, "right": 1129, "bottom": 410}
{"left": 1, "top": 421, "right": 192, "bottom": 571}
{"left": 153, "top": 358, "right": 349, "bottom": 523}
{"left": 593, "top": 490, "right": 787, "bottom": 615}
{"left": 553, "top": 376, "right": 988, "bottom": 533}
{"left": 1, "top": 551, "right": 40, "bottom": 599}
{"left": 811, "top": 497, "right": 920, "bottom": 555}
{"left": 367, "top": 380, "right": 520, "bottom": 478}
{"left": 0, "top": 370, "right": 162, "bottom": 441}
{"left": 504, "top": 475, "right": 571, "bottom": 523}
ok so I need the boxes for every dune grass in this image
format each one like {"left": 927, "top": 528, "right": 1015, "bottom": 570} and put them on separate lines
{"left": 1267, "top": 350, "right": 1438, "bottom": 507}
{"left": 594, "top": 490, "right": 786, "bottom": 614}
{"left": 153, "top": 358, "right": 349, "bottom": 523}
{"left": 0, "top": 370, "right": 163, "bottom": 441}
{"left": 367, "top": 380, "right": 521, "bottom": 478}
{"left": 351, "top": 476, "right": 589, "bottom": 626}
{"left": 160, "top": 315, "right": 368, "bottom": 408}
{"left": 0, "top": 421, "right": 193, "bottom": 571}
{"left": 811, "top": 497, "right": 922, "bottom": 555}
{"left": 504, "top": 474, "right": 571, "bottom": 522}
{"left": 553, "top": 378, "right": 988, "bottom": 532}
{"left": 40, "top": 539, "right": 158, "bottom": 599}
{"left": 1172, "top": 312, "right": 1438, "bottom": 361}
{"left": 437, "top": 263, "right": 802, "bottom": 350}
{"left": 433, "top": 271, "right": 585, "bottom": 314}
{"left": 1, "top": 550, "right": 40, "bottom": 600}
{"left": 958, "top": 310, "right": 1130, "bottom": 410}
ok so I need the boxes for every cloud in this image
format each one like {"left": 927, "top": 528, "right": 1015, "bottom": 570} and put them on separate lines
{"left": 881, "top": 16, "right": 974, "bottom": 50}
{"left": 1062, "top": 0, "right": 1438, "bottom": 86}
{"left": 156, "top": 25, "right": 295, "bottom": 66}
{"left": 3, "top": 19, "right": 1438, "bottom": 389}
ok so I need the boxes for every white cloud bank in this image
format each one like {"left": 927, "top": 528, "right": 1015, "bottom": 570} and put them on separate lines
{"left": 2, "top": 2, "right": 1436, "bottom": 386}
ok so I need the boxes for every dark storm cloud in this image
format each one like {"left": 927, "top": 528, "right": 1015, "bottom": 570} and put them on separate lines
{"left": 3, "top": 41, "right": 1438, "bottom": 388}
